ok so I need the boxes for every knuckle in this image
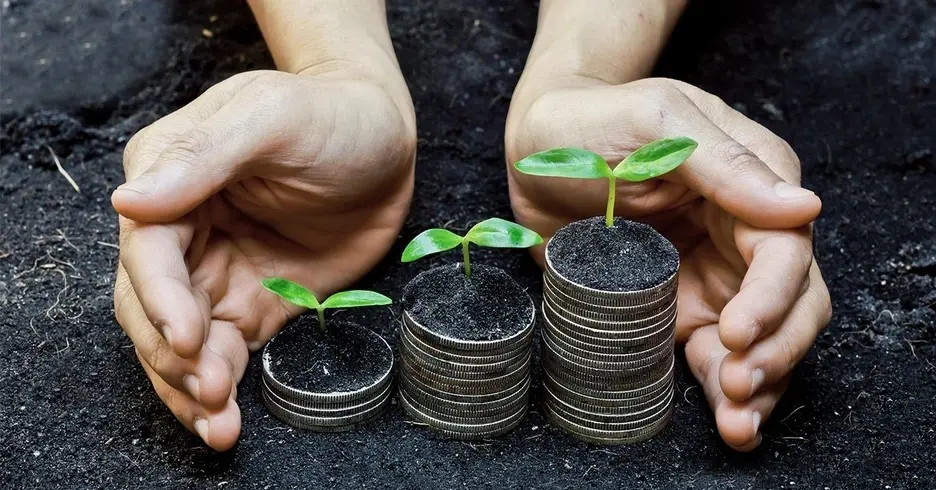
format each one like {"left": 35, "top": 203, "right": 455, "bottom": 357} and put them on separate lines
{"left": 122, "top": 128, "right": 149, "bottom": 174}
{"left": 145, "top": 336, "right": 174, "bottom": 376}
{"left": 161, "top": 128, "right": 214, "bottom": 168}
{"left": 715, "top": 140, "right": 765, "bottom": 177}
{"left": 113, "top": 275, "right": 135, "bottom": 327}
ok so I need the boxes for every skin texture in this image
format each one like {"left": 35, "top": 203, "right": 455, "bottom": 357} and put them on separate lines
{"left": 113, "top": 1, "right": 415, "bottom": 451}
{"left": 506, "top": 0, "right": 832, "bottom": 451}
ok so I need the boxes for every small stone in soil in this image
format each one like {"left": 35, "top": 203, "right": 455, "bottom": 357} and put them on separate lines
{"left": 403, "top": 263, "right": 534, "bottom": 342}
{"left": 547, "top": 217, "right": 679, "bottom": 292}
{"left": 264, "top": 317, "right": 392, "bottom": 393}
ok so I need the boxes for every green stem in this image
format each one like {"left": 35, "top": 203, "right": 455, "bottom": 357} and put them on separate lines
{"left": 316, "top": 307, "right": 326, "bottom": 331}
{"left": 605, "top": 176, "right": 617, "bottom": 227}
{"left": 462, "top": 239, "right": 472, "bottom": 278}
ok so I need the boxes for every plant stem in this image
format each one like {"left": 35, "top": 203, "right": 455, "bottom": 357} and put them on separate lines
{"left": 605, "top": 176, "right": 617, "bottom": 227}
{"left": 462, "top": 239, "right": 472, "bottom": 278}
{"left": 316, "top": 307, "right": 326, "bottom": 331}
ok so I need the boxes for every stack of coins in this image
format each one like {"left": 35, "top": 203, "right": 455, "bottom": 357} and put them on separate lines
{"left": 540, "top": 255, "right": 677, "bottom": 444}
{"left": 261, "top": 325, "right": 395, "bottom": 432}
{"left": 397, "top": 310, "right": 534, "bottom": 439}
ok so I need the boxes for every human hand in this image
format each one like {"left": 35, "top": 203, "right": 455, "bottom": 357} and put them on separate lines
{"left": 506, "top": 76, "right": 831, "bottom": 451}
{"left": 113, "top": 69, "right": 415, "bottom": 450}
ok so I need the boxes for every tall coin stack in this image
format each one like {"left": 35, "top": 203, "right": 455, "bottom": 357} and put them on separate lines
{"left": 540, "top": 241, "right": 677, "bottom": 444}
{"left": 397, "top": 310, "right": 534, "bottom": 440}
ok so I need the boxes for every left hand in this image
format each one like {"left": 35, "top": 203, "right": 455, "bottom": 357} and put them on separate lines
{"left": 506, "top": 76, "right": 832, "bottom": 451}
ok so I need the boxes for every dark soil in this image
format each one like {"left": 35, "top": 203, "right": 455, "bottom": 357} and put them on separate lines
{"left": 404, "top": 263, "right": 533, "bottom": 341}
{"left": 1, "top": 0, "right": 934, "bottom": 489}
{"left": 264, "top": 318, "right": 392, "bottom": 393}
{"left": 547, "top": 217, "right": 679, "bottom": 291}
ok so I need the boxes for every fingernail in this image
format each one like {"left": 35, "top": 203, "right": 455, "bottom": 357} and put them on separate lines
{"left": 751, "top": 411, "right": 762, "bottom": 433}
{"left": 774, "top": 181, "right": 815, "bottom": 199}
{"left": 750, "top": 368, "right": 765, "bottom": 395}
{"left": 115, "top": 174, "right": 158, "bottom": 196}
{"left": 194, "top": 417, "right": 210, "bottom": 442}
{"left": 183, "top": 375, "right": 201, "bottom": 401}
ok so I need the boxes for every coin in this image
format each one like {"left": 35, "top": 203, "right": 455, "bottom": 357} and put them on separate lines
{"left": 543, "top": 275, "right": 677, "bottom": 316}
{"left": 542, "top": 358, "right": 674, "bottom": 400}
{"left": 540, "top": 399, "right": 672, "bottom": 445}
{"left": 262, "top": 377, "right": 393, "bottom": 416}
{"left": 400, "top": 354, "right": 530, "bottom": 394}
{"left": 262, "top": 386, "right": 393, "bottom": 431}
{"left": 401, "top": 319, "right": 532, "bottom": 362}
{"left": 400, "top": 329, "right": 529, "bottom": 377}
{"left": 542, "top": 350, "right": 674, "bottom": 389}
{"left": 543, "top": 382, "right": 674, "bottom": 421}
{"left": 542, "top": 292, "right": 676, "bottom": 331}
{"left": 399, "top": 390, "right": 528, "bottom": 434}
{"left": 542, "top": 325, "right": 674, "bottom": 364}
{"left": 399, "top": 371, "right": 528, "bottom": 407}
{"left": 542, "top": 315, "right": 674, "bottom": 355}
{"left": 543, "top": 256, "right": 678, "bottom": 305}
{"left": 541, "top": 306, "right": 676, "bottom": 343}
{"left": 542, "top": 330, "right": 672, "bottom": 371}
{"left": 399, "top": 367, "right": 530, "bottom": 403}
{"left": 403, "top": 309, "right": 535, "bottom": 353}
{"left": 400, "top": 386, "right": 527, "bottom": 424}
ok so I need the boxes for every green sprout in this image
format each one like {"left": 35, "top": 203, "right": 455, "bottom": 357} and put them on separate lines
{"left": 261, "top": 278, "right": 392, "bottom": 331}
{"left": 513, "top": 137, "right": 698, "bottom": 227}
{"left": 401, "top": 217, "right": 542, "bottom": 277}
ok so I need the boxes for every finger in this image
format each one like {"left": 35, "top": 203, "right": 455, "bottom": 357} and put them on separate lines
{"left": 719, "top": 224, "right": 813, "bottom": 351}
{"left": 658, "top": 89, "right": 822, "bottom": 229}
{"left": 119, "top": 219, "right": 207, "bottom": 358}
{"left": 719, "top": 262, "right": 831, "bottom": 402}
{"left": 685, "top": 323, "right": 784, "bottom": 450}
{"left": 138, "top": 351, "right": 242, "bottom": 452}
{"left": 112, "top": 75, "right": 276, "bottom": 222}
{"left": 116, "top": 265, "right": 232, "bottom": 409}
{"left": 204, "top": 320, "right": 250, "bottom": 385}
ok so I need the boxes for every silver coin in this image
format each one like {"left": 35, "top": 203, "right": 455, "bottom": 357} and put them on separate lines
{"left": 261, "top": 326, "right": 394, "bottom": 406}
{"left": 399, "top": 390, "right": 528, "bottom": 435}
{"left": 542, "top": 312, "right": 676, "bottom": 352}
{"left": 542, "top": 351, "right": 674, "bottom": 389}
{"left": 541, "top": 306, "right": 676, "bottom": 343}
{"left": 542, "top": 358, "right": 674, "bottom": 401}
{"left": 399, "top": 374, "right": 529, "bottom": 413}
{"left": 400, "top": 319, "right": 532, "bottom": 362}
{"left": 543, "top": 381, "right": 674, "bottom": 421}
{"left": 399, "top": 354, "right": 530, "bottom": 394}
{"left": 543, "top": 390, "right": 673, "bottom": 430}
{"left": 543, "top": 253, "right": 678, "bottom": 304}
{"left": 262, "top": 386, "right": 392, "bottom": 431}
{"left": 543, "top": 276, "right": 676, "bottom": 317}
{"left": 543, "top": 371, "right": 672, "bottom": 409}
{"left": 399, "top": 387, "right": 528, "bottom": 424}
{"left": 400, "top": 329, "right": 529, "bottom": 377}
{"left": 542, "top": 292, "right": 676, "bottom": 331}
{"left": 542, "top": 330, "right": 673, "bottom": 371}
{"left": 261, "top": 377, "right": 393, "bottom": 416}
{"left": 402, "top": 305, "right": 535, "bottom": 353}
{"left": 541, "top": 400, "right": 672, "bottom": 445}
{"left": 542, "top": 322, "right": 674, "bottom": 362}
{"left": 399, "top": 369, "right": 530, "bottom": 404}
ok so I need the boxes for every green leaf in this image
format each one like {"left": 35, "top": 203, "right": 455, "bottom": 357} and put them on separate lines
{"left": 465, "top": 218, "right": 543, "bottom": 249}
{"left": 612, "top": 137, "right": 698, "bottom": 182}
{"left": 261, "top": 277, "right": 320, "bottom": 309}
{"left": 401, "top": 229, "right": 464, "bottom": 262}
{"left": 513, "top": 148, "right": 611, "bottom": 179}
{"left": 321, "top": 290, "right": 393, "bottom": 309}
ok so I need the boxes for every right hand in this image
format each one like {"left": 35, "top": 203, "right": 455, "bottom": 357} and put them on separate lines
{"left": 113, "top": 70, "right": 415, "bottom": 450}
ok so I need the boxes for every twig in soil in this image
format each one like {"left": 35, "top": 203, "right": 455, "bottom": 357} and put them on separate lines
{"left": 906, "top": 339, "right": 918, "bottom": 358}
{"left": 97, "top": 241, "right": 120, "bottom": 250}
{"left": 583, "top": 465, "right": 597, "bottom": 478}
{"left": 683, "top": 385, "right": 697, "bottom": 403}
{"left": 54, "top": 336, "right": 71, "bottom": 355}
{"left": 0, "top": 252, "right": 9, "bottom": 259}
{"left": 118, "top": 451, "right": 141, "bottom": 469}
{"left": 55, "top": 229, "right": 80, "bottom": 252}
{"left": 781, "top": 405, "right": 805, "bottom": 424}
{"left": 873, "top": 310, "right": 895, "bottom": 324}
{"left": 47, "top": 145, "right": 80, "bottom": 193}
{"left": 12, "top": 256, "right": 42, "bottom": 279}
{"left": 45, "top": 268, "right": 68, "bottom": 321}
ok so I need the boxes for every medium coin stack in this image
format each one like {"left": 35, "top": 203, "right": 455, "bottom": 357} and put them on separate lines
{"left": 261, "top": 323, "right": 395, "bottom": 432}
{"left": 397, "top": 310, "right": 534, "bottom": 440}
{"left": 540, "top": 249, "right": 677, "bottom": 444}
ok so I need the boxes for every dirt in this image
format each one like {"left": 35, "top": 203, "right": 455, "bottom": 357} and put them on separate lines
{"left": 403, "top": 263, "right": 533, "bottom": 341}
{"left": 1, "top": 0, "right": 934, "bottom": 488}
{"left": 264, "top": 318, "right": 392, "bottom": 393}
{"left": 547, "top": 217, "right": 679, "bottom": 292}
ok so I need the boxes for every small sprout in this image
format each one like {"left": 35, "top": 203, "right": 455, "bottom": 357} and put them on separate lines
{"left": 401, "top": 217, "right": 542, "bottom": 277}
{"left": 261, "top": 278, "right": 392, "bottom": 331}
{"left": 513, "top": 137, "right": 698, "bottom": 227}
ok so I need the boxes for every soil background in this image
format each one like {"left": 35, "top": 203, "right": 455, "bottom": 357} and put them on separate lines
{"left": 1, "top": 0, "right": 934, "bottom": 488}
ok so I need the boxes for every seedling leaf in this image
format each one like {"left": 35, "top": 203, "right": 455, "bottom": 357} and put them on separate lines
{"left": 513, "top": 148, "right": 611, "bottom": 179}
{"left": 401, "top": 229, "right": 464, "bottom": 262}
{"left": 465, "top": 218, "right": 543, "bottom": 249}
{"left": 261, "top": 277, "right": 320, "bottom": 309}
{"left": 612, "top": 137, "right": 698, "bottom": 181}
{"left": 321, "top": 290, "right": 393, "bottom": 309}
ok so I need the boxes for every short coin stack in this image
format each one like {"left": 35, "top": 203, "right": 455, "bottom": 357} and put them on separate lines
{"left": 397, "top": 310, "right": 534, "bottom": 440}
{"left": 261, "top": 322, "right": 395, "bottom": 432}
{"left": 540, "top": 222, "right": 678, "bottom": 444}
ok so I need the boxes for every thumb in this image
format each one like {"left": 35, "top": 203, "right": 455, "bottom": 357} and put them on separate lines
{"left": 664, "top": 107, "right": 822, "bottom": 229}
{"left": 113, "top": 107, "right": 268, "bottom": 223}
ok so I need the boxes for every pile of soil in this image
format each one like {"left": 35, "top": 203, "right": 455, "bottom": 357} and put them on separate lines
{"left": 1, "top": 0, "right": 933, "bottom": 488}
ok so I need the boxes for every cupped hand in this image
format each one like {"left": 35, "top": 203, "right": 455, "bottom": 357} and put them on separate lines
{"left": 113, "top": 70, "right": 416, "bottom": 450}
{"left": 506, "top": 77, "right": 831, "bottom": 451}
